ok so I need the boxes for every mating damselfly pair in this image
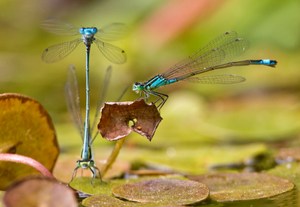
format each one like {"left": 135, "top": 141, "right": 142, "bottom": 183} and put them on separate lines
{"left": 42, "top": 20, "right": 277, "bottom": 180}
{"left": 42, "top": 19, "right": 126, "bottom": 180}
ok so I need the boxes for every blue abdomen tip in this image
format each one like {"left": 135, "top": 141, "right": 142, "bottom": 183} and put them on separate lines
{"left": 252, "top": 59, "right": 277, "bottom": 67}
{"left": 262, "top": 59, "right": 277, "bottom": 65}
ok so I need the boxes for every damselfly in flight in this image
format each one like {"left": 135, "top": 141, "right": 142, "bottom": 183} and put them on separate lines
{"left": 133, "top": 31, "right": 277, "bottom": 109}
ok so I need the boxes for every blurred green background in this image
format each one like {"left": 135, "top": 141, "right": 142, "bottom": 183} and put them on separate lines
{"left": 1, "top": 0, "right": 300, "bottom": 180}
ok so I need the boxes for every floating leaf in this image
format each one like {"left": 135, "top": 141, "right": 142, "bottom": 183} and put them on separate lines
{"left": 268, "top": 163, "right": 300, "bottom": 186}
{"left": 188, "top": 172, "right": 294, "bottom": 202}
{"left": 3, "top": 177, "right": 77, "bottom": 207}
{"left": 112, "top": 178, "right": 209, "bottom": 205}
{"left": 69, "top": 177, "right": 110, "bottom": 195}
{"left": 98, "top": 99, "right": 162, "bottom": 141}
{"left": 82, "top": 194, "right": 139, "bottom": 207}
{"left": 0, "top": 93, "right": 59, "bottom": 189}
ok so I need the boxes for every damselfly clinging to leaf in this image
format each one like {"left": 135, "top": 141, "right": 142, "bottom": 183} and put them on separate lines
{"left": 133, "top": 31, "right": 277, "bottom": 109}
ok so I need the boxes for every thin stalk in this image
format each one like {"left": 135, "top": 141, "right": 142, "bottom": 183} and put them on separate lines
{"left": 101, "top": 138, "right": 126, "bottom": 177}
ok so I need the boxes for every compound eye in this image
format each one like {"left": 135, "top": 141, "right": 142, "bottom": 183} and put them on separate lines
{"left": 133, "top": 83, "right": 140, "bottom": 90}
{"left": 92, "top": 27, "right": 98, "bottom": 33}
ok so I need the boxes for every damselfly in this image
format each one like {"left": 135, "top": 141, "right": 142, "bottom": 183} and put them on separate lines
{"left": 133, "top": 31, "right": 277, "bottom": 109}
{"left": 41, "top": 19, "right": 126, "bottom": 64}
{"left": 65, "top": 65, "right": 111, "bottom": 180}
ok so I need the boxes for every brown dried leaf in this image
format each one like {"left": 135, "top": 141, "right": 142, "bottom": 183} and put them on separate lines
{"left": 98, "top": 99, "right": 162, "bottom": 141}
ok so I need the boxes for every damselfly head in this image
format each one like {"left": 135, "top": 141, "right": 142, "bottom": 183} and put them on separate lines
{"left": 79, "top": 27, "right": 98, "bottom": 36}
{"left": 132, "top": 82, "right": 143, "bottom": 93}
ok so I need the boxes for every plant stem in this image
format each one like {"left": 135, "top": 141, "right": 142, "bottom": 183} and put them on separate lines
{"left": 101, "top": 138, "right": 126, "bottom": 177}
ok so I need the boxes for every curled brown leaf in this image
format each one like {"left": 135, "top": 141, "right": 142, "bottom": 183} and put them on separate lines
{"left": 98, "top": 99, "right": 162, "bottom": 141}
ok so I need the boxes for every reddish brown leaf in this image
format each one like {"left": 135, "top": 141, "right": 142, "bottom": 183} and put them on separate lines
{"left": 3, "top": 177, "right": 77, "bottom": 207}
{"left": 98, "top": 99, "right": 162, "bottom": 141}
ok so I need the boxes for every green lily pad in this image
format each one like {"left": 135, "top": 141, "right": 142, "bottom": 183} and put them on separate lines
{"left": 83, "top": 194, "right": 175, "bottom": 207}
{"left": 268, "top": 163, "right": 300, "bottom": 186}
{"left": 3, "top": 177, "right": 77, "bottom": 207}
{"left": 82, "top": 194, "right": 139, "bottom": 207}
{"left": 69, "top": 177, "right": 110, "bottom": 195}
{"left": 112, "top": 178, "right": 209, "bottom": 205}
{"left": 188, "top": 172, "right": 294, "bottom": 202}
{"left": 0, "top": 93, "right": 59, "bottom": 190}
{"left": 69, "top": 177, "right": 129, "bottom": 196}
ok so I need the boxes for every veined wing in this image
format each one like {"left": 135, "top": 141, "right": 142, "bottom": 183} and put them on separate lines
{"left": 65, "top": 65, "right": 84, "bottom": 139}
{"left": 163, "top": 31, "right": 248, "bottom": 79}
{"left": 42, "top": 38, "right": 82, "bottom": 63}
{"left": 185, "top": 74, "right": 246, "bottom": 84}
{"left": 95, "top": 39, "right": 126, "bottom": 64}
{"left": 41, "top": 19, "right": 79, "bottom": 36}
{"left": 96, "top": 23, "right": 127, "bottom": 42}
{"left": 91, "top": 65, "right": 112, "bottom": 139}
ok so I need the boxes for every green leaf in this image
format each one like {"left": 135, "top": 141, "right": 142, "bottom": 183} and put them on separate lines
{"left": 188, "top": 172, "right": 294, "bottom": 202}
{"left": 112, "top": 178, "right": 209, "bottom": 205}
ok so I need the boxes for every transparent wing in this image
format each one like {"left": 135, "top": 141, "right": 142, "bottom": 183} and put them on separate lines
{"left": 96, "top": 23, "right": 127, "bottom": 41}
{"left": 163, "top": 31, "right": 248, "bottom": 79}
{"left": 41, "top": 19, "right": 79, "bottom": 36}
{"left": 185, "top": 74, "right": 246, "bottom": 84}
{"left": 42, "top": 38, "right": 82, "bottom": 63}
{"left": 117, "top": 85, "right": 130, "bottom": 101}
{"left": 95, "top": 39, "right": 126, "bottom": 64}
{"left": 65, "top": 65, "right": 84, "bottom": 139}
{"left": 91, "top": 65, "right": 112, "bottom": 136}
